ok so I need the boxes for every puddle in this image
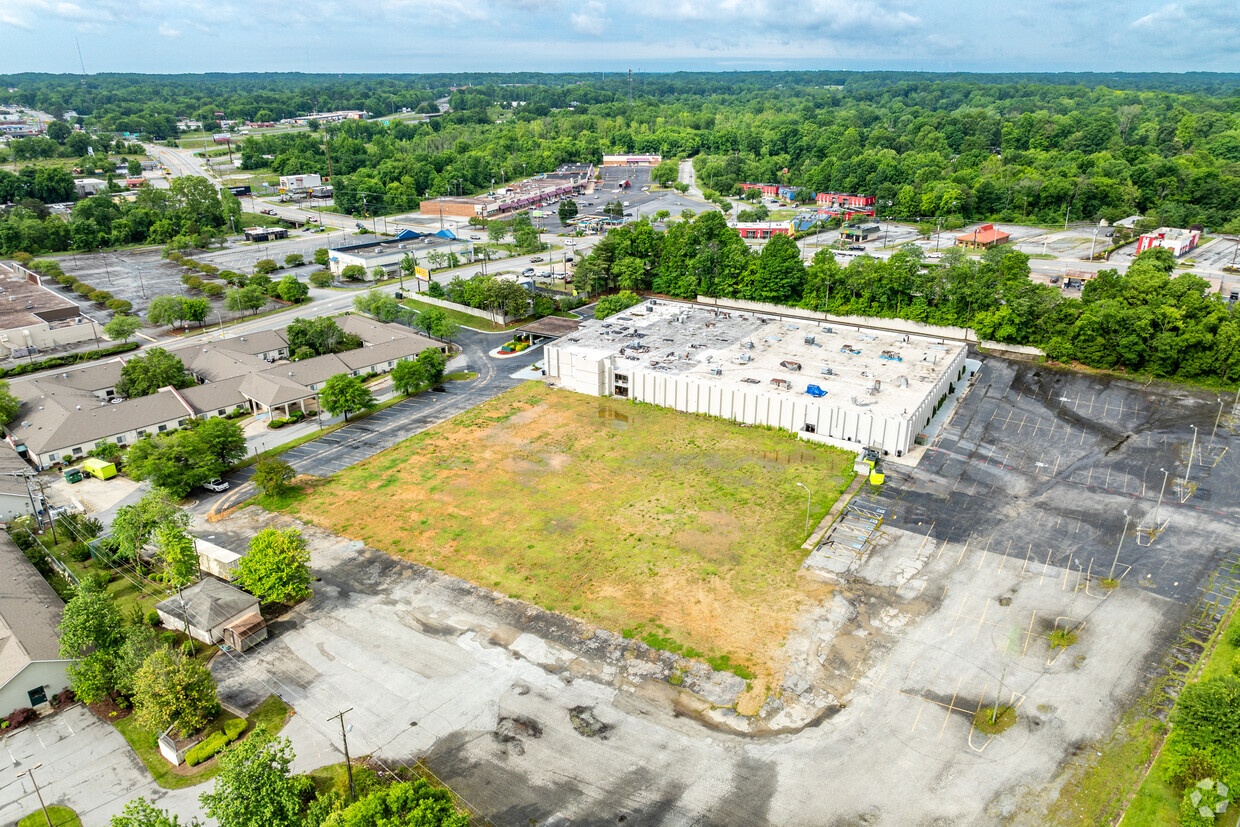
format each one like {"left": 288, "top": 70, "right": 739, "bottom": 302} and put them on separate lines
{"left": 597, "top": 407, "right": 630, "bottom": 422}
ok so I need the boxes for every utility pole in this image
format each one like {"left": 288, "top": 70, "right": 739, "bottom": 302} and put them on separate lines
{"left": 1185, "top": 424, "right": 1198, "bottom": 491}
{"left": 17, "top": 763, "right": 53, "bottom": 827}
{"left": 1152, "top": 467, "right": 1169, "bottom": 529}
{"left": 328, "top": 709, "right": 357, "bottom": 801}
{"left": 627, "top": 69, "right": 632, "bottom": 107}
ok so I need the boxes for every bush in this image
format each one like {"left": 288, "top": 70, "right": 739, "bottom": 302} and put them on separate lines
{"left": 146, "top": 609, "right": 161, "bottom": 626}
{"left": 186, "top": 277, "right": 204, "bottom": 291}
{"left": 185, "top": 718, "right": 248, "bottom": 766}
{"left": 13, "top": 252, "right": 32, "bottom": 265}
{"left": 53, "top": 687, "right": 75, "bottom": 707}
{"left": 55, "top": 273, "right": 77, "bottom": 287}
{"left": 1163, "top": 747, "right": 1223, "bottom": 792}
{"left": 202, "top": 283, "right": 225, "bottom": 297}
{"left": 1228, "top": 624, "right": 1240, "bottom": 648}
{"left": 82, "top": 570, "right": 112, "bottom": 591}
{"left": 73, "top": 282, "right": 95, "bottom": 296}
{"left": 66, "top": 542, "right": 91, "bottom": 563}
{"left": 6, "top": 707, "right": 36, "bottom": 728}
{"left": 268, "top": 418, "right": 288, "bottom": 429}
{"left": 89, "top": 290, "right": 112, "bottom": 303}
{"left": 160, "top": 631, "right": 179, "bottom": 647}
{"left": 165, "top": 251, "right": 184, "bottom": 263}
{"left": 106, "top": 299, "right": 134, "bottom": 313}
{"left": 309, "top": 271, "right": 332, "bottom": 288}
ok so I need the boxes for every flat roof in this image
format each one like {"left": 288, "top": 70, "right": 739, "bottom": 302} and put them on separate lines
{"left": 558, "top": 301, "right": 965, "bottom": 419}
{"left": 517, "top": 316, "right": 583, "bottom": 338}
{"left": 0, "top": 274, "right": 81, "bottom": 331}
{"left": 332, "top": 237, "right": 457, "bottom": 257}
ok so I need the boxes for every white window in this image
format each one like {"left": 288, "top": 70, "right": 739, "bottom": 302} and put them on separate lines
{"left": 158, "top": 424, "right": 167, "bottom": 432}
{"left": 116, "top": 435, "right": 126, "bottom": 444}
{"left": 72, "top": 447, "right": 83, "bottom": 456}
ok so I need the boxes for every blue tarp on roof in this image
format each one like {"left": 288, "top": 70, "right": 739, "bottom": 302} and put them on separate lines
{"left": 394, "top": 229, "right": 421, "bottom": 240}
{"left": 433, "top": 229, "right": 457, "bottom": 240}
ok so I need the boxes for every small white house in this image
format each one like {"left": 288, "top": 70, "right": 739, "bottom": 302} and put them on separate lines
{"left": 155, "top": 579, "right": 260, "bottom": 645}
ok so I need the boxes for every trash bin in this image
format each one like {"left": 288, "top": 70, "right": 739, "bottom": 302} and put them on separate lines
{"left": 63, "top": 468, "right": 82, "bottom": 484}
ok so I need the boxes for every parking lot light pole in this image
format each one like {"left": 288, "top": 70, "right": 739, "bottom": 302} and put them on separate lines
{"left": 1152, "top": 467, "right": 1169, "bottom": 528}
{"left": 796, "top": 482, "right": 812, "bottom": 535}
{"left": 17, "top": 762, "right": 53, "bottom": 827}
{"left": 1185, "top": 424, "right": 1198, "bottom": 488}
{"left": 1109, "top": 511, "right": 1131, "bottom": 580}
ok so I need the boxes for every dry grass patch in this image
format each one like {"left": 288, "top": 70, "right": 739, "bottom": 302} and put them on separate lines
{"left": 279, "top": 382, "right": 853, "bottom": 687}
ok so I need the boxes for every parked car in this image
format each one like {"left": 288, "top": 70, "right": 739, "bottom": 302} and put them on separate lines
{"left": 926, "top": 252, "right": 942, "bottom": 259}
{"left": 1050, "top": 275, "right": 1061, "bottom": 284}
{"left": 522, "top": 267, "right": 536, "bottom": 276}
{"left": 260, "top": 208, "right": 276, "bottom": 215}
{"left": 848, "top": 244, "right": 866, "bottom": 251}
{"left": 530, "top": 257, "right": 544, "bottom": 263}
{"left": 203, "top": 478, "right": 230, "bottom": 493}
{"left": 469, "top": 234, "right": 480, "bottom": 240}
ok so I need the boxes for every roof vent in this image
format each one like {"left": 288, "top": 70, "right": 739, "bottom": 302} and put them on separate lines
{"left": 76, "top": 405, "right": 81, "bottom": 410}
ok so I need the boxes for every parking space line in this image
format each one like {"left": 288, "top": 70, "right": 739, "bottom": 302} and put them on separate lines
{"left": 940, "top": 676, "right": 964, "bottom": 740}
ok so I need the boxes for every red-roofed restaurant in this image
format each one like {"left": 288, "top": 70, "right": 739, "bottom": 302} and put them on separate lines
{"left": 955, "top": 223, "right": 1011, "bottom": 250}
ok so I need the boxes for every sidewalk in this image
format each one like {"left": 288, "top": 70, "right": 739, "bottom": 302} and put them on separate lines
{"left": 238, "top": 374, "right": 404, "bottom": 457}
{"left": 802, "top": 474, "right": 866, "bottom": 551}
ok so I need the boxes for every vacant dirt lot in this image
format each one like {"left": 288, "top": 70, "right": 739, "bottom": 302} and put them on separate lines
{"left": 279, "top": 382, "right": 852, "bottom": 689}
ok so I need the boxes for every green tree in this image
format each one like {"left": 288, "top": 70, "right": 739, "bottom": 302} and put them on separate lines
{"left": 287, "top": 316, "right": 358, "bottom": 356}
{"left": 111, "top": 489, "right": 189, "bottom": 568}
{"left": 276, "top": 275, "right": 309, "bottom": 303}
{"left": 225, "top": 285, "right": 267, "bottom": 315}
{"left": 594, "top": 291, "right": 643, "bottom": 319}
{"left": 283, "top": 253, "right": 303, "bottom": 268}
{"left": 413, "top": 307, "right": 459, "bottom": 340}
{"left": 341, "top": 264, "right": 367, "bottom": 282}
{"left": 318, "top": 373, "right": 375, "bottom": 422}
{"left": 132, "top": 649, "right": 219, "bottom": 737}
{"left": 199, "top": 727, "right": 301, "bottom": 827}
{"left": 235, "top": 527, "right": 311, "bottom": 604}
{"left": 116, "top": 347, "right": 193, "bottom": 398}
{"left": 110, "top": 797, "right": 201, "bottom": 827}
{"left": 322, "top": 780, "right": 470, "bottom": 827}
{"left": 127, "top": 159, "right": 143, "bottom": 177}
{"left": 46, "top": 120, "right": 71, "bottom": 144}
{"left": 314, "top": 248, "right": 330, "bottom": 266}
{"left": 182, "top": 297, "right": 211, "bottom": 328}
{"left": 309, "top": 271, "right": 332, "bottom": 288}
{"left": 113, "top": 626, "right": 167, "bottom": 699}
{"left": 125, "top": 420, "right": 244, "bottom": 498}
{"left": 487, "top": 220, "right": 507, "bottom": 244}
{"left": 558, "top": 199, "right": 579, "bottom": 224}
{"left": 0, "top": 378, "right": 20, "bottom": 426}
{"left": 390, "top": 358, "right": 426, "bottom": 396}
{"left": 146, "top": 295, "right": 187, "bottom": 327}
{"left": 252, "top": 457, "right": 295, "bottom": 498}
{"left": 155, "top": 522, "right": 199, "bottom": 588}
{"left": 104, "top": 314, "right": 144, "bottom": 342}
{"left": 746, "top": 233, "right": 806, "bottom": 303}
{"left": 254, "top": 258, "right": 278, "bottom": 275}
{"left": 416, "top": 348, "right": 447, "bottom": 385}
{"left": 58, "top": 583, "right": 126, "bottom": 703}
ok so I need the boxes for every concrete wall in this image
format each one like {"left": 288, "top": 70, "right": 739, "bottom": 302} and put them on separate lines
{"left": 0, "top": 660, "right": 71, "bottom": 716}
{"left": 0, "top": 490, "right": 35, "bottom": 521}
{"left": 408, "top": 292, "right": 514, "bottom": 325}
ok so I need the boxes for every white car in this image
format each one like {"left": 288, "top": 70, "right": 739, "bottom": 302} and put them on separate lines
{"left": 203, "top": 478, "right": 230, "bottom": 492}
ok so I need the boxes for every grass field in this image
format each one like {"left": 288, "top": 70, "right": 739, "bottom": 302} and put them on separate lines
{"left": 275, "top": 382, "right": 853, "bottom": 695}
{"left": 18, "top": 805, "right": 80, "bottom": 827}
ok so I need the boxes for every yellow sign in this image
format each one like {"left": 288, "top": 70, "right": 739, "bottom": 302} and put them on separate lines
{"left": 414, "top": 266, "right": 429, "bottom": 278}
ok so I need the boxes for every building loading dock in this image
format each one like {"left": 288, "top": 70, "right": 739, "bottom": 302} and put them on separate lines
{"left": 544, "top": 300, "right": 967, "bottom": 457}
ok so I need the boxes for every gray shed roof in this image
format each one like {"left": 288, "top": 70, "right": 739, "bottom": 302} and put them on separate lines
{"left": 0, "top": 534, "right": 69, "bottom": 687}
{"left": 155, "top": 578, "right": 259, "bottom": 631}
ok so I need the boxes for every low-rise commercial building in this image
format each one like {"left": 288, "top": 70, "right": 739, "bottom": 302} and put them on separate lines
{"left": 841, "top": 223, "right": 881, "bottom": 242}
{"left": 328, "top": 234, "right": 467, "bottom": 279}
{"left": 955, "top": 223, "right": 1011, "bottom": 250}
{"left": 4, "top": 316, "right": 445, "bottom": 469}
{"left": 736, "top": 221, "right": 794, "bottom": 239}
{"left": 419, "top": 170, "right": 591, "bottom": 220}
{"left": 279, "top": 173, "right": 322, "bottom": 192}
{"left": 1137, "top": 227, "right": 1200, "bottom": 257}
{"left": 73, "top": 178, "right": 106, "bottom": 198}
{"left": 0, "top": 265, "right": 99, "bottom": 358}
{"left": 601, "top": 155, "right": 662, "bottom": 166}
{"left": 544, "top": 299, "right": 966, "bottom": 457}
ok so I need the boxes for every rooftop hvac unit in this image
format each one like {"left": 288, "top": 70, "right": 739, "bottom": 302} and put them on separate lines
{"left": 738, "top": 353, "right": 752, "bottom": 363}
{"left": 821, "top": 366, "right": 834, "bottom": 376}
{"left": 709, "top": 366, "right": 722, "bottom": 376}
{"left": 742, "top": 341, "right": 754, "bottom": 350}
{"left": 821, "top": 326, "right": 833, "bottom": 334}
{"left": 804, "top": 335, "right": 815, "bottom": 345}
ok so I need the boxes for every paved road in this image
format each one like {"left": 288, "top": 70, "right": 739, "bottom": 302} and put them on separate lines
{"left": 206, "top": 327, "right": 545, "bottom": 513}
{"left": 0, "top": 705, "right": 205, "bottom": 826}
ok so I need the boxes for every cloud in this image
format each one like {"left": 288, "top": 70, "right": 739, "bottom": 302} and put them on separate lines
{"left": 571, "top": 0, "right": 609, "bottom": 36}
{"left": 157, "top": 21, "right": 179, "bottom": 36}
{"left": 1130, "top": 3, "right": 1187, "bottom": 28}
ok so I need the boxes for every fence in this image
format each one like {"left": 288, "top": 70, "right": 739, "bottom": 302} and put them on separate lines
{"left": 405, "top": 291, "right": 516, "bottom": 325}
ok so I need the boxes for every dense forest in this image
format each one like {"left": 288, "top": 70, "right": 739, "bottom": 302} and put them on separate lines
{"left": 577, "top": 210, "right": 1240, "bottom": 383}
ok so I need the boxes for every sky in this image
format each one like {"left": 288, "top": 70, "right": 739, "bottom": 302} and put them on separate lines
{"left": 1, "top": 0, "right": 1238, "bottom": 74}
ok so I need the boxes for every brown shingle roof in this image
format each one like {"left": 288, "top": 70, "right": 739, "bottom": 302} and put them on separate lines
{"left": 0, "top": 534, "right": 69, "bottom": 688}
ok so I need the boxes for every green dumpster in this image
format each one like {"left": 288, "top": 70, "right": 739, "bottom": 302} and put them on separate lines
{"left": 63, "top": 468, "right": 83, "bottom": 484}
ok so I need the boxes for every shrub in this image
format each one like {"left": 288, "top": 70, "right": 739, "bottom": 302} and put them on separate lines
{"left": 106, "top": 299, "right": 134, "bottom": 313}
{"left": 83, "top": 570, "right": 112, "bottom": 591}
{"left": 1228, "top": 624, "right": 1240, "bottom": 648}
{"left": 55, "top": 273, "right": 77, "bottom": 287}
{"left": 1233, "top": 653, "right": 1240, "bottom": 677}
{"left": 1163, "top": 747, "right": 1223, "bottom": 792}
{"left": 6, "top": 707, "right": 37, "bottom": 728}
{"left": 309, "top": 271, "right": 332, "bottom": 288}
{"left": 199, "top": 263, "right": 219, "bottom": 276}
{"left": 89, "top": 290, "right": 113, "bottom": 303}
{"left": 165, "top": 251, "right": 184, "bottom": 263}
{"left": 73, "top": 282, "right": 95, "bottom": 296}
{"left": 186, "top": 277, "right": 204, "bottom": 291}
{"left": 185, "top": 718, "right": 247, "bottom": 766}
{"left": 202, "top": 283, "right": 225, "bottom": 297}
{"left": 268, "top": 418, "right": 288, "bottom": 429}
{"left": 223, "top": 718, "right": 246, "bottom": 739}
{"left": 53, "top": 687, "right": 75, "bottom": 707}
{"left": 13, "top": 252, "right": 33, "bottom": 265}
{"left": 66, "top": 542, "right": 91, "bottom": 562}
{"left": 146, "top": 609, "right": 161, "bottom": 626}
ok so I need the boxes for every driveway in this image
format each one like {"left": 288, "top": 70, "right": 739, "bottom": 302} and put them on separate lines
{"left": 0, "top": 705, "right": 205, "bottom": 826}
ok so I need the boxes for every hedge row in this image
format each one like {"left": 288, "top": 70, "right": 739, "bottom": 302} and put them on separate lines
{"left": 185, "top": 718, "right": 247, "bottom": 767}
{"left": 0, "top": 341, "right": 140, "bottom": 379}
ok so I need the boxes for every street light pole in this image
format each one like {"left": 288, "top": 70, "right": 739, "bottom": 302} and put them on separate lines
{"left": 17, "top": 763, "right": 53, "bottom": 827}
{"left": 796, "top": 482, "right": 812, "bottom": 535}
{"left": 1185, "top": 424, "right": 1198, "bottom": 490}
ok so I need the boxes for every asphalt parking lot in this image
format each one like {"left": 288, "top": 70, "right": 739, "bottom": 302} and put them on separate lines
{"left": 201, "top": 352, "right": 1240, "bottom": 826}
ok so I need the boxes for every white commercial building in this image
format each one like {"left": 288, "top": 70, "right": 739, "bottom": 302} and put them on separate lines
{"left": 544, "top": 300, "right": 967, "bottom": 457}
{"left": 279, "top": 173, "right": 322, "bottom": 192}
